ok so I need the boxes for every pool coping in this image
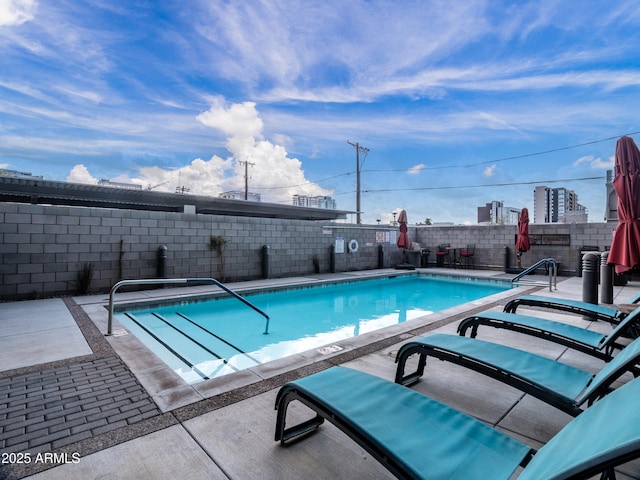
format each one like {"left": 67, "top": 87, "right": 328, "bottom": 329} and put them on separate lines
{"left": 78, "top": 269, "right": 543, "bottom": 414}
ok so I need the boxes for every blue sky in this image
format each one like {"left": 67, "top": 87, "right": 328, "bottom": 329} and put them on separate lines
{"left": 1, "top": 1, "right": 639, "bottom": 225}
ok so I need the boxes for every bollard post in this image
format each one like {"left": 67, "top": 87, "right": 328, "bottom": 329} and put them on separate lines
{"left": 504, "top": 246, "right": 510, "bottom": 272}
{"left": 157, "top": 245, "right": 167, "bottom": 278}
{"left": 582, "top": 253, "right": 598, "bottom": 311}
{"left": 600, "top": 251, "right": 613, "bottom": 304}
{"left": 378, "top": 244, "right": 384, "bottom": 269}
{"left": 261, "top": 245, "right": 270, "bottom": 279}
{"left": 330, "top": 245, "right": 336, "bottom": 273}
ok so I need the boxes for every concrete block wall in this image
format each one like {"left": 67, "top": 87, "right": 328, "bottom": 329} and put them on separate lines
{"left": 0, "top": 201, "right": 617, "bottom": 300}
{"left": 0, "top": 203, "right": 406, "bottom": 300}
{"left": 414, "top": 223, "right": 615, "bottom": 273}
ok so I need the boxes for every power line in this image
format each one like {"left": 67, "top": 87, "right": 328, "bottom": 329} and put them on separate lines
{"left": 241, "top": 131, "right": 638, "bottom": 193}
{"left": 362, "top": 131, "right": 640, "bottom": 173}
{"left": 363, "top": 176, "right": 604, "bottom": 193}
{"left": 254, "top": 171, "right": 354, "bottom": 190}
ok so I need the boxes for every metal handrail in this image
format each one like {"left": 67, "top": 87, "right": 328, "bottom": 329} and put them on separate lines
{"left": 107, "top": 277, "right": 269, "bottom": 335}
{"left": 511, "top": 258, "right": 557, "bottom": 291}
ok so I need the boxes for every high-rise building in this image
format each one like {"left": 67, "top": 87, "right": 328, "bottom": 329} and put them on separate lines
{"left": 533, "top": 186, "right": 588, "bottom": 223}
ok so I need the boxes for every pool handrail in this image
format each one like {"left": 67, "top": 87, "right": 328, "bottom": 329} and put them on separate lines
{"left": 107, "top": 277, "right": 269, "bottom": 336}
{"left": 511, "top": 258, "right": 557, "bottom": 292}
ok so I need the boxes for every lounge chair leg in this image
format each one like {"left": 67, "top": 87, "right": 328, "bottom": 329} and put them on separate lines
{"left": 599, "top": 468, "right": 617, "bottom": 479}
{"left": 275, "top": 393, "right": 325, "bottom": 445}
{"left": 394, "top": 350, "right": 427, "bottom": 386}
{"left": 464, "top": 324, "right": 479, "bottom": 338}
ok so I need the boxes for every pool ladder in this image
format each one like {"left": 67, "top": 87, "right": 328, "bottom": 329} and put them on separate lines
{"left": 107, "top": 278, "right": 269, "bottom": 336}
{"left": 511, "top": 258, "right": 558, "bottom": 292}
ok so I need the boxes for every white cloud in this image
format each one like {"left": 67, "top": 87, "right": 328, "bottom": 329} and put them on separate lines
{"left": 196, "top": 99, "right": 331, "bottom": 202}
{"left": 0, "top": 0, "right": 37, "bottom": 26}
{"left": 197, "top": 98, "right": 263, "bottom": 143}
{"left": 66, "top": 164, "right": 97, "bottom": 184}
{"left": 67, "top": 100, "right": 331, "bottom": 204}
{"left": 407, "top": 164, "right": 425, "bottom": 175}
{"left": 483, "top": 164, "right": 496, "bottom": 177}
{"left": 573, "top": 154, "right": 614, "bottom": 169}
{"left": 136, "top": 155, "right": 232, "bottom": 194}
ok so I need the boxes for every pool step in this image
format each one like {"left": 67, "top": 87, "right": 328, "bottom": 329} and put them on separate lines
{"left": 123, "top": 312, "right": 257, "bottom": 381}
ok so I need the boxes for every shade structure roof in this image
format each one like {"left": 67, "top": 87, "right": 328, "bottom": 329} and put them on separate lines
{"left": 0, "top": 176, "right": 351, "bottom": 221}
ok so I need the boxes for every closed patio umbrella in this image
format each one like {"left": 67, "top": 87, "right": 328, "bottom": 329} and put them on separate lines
{"left": 395, "top": 210, "right": 414, "bottom": 270}
{"left": 515, "top": 207, "right": 530, "bottom": 268}
{"left": 608, "top": 136, "right": 640, "bottom": 275}
{"left": 397, "top": 210, "right": 410, "bottom": 250}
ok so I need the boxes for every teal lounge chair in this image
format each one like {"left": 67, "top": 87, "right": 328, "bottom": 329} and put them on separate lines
{"left": 503, "top": 292, "right": 640, "bottom": 324}
{"left": 394, "top": 333, "right": 640, "bottom": 416}
{"left": 275, "top": 366, "right": 640, "bottom": 480}
{"left": 456, "top": 307, "right": 640, "bottom": 361}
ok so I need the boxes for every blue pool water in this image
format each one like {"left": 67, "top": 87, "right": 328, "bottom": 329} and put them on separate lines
{"left": 116, "top": 275, "right": 510, "bottom": 383}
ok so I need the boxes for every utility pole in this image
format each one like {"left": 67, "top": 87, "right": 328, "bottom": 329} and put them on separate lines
{"left": 238, "top": 160, "right": 255, "bottom": 200}
{"left": 347, "top": 141, "right": 369, "bottom": 224}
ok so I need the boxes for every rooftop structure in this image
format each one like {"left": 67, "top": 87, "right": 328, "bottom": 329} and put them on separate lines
{"left": 605, "top": 169, "right": 618, "bottom": 223}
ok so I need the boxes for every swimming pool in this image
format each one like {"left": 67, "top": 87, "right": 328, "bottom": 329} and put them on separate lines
{"left": 115, "top": 274, "right": 511, "bottom": 384}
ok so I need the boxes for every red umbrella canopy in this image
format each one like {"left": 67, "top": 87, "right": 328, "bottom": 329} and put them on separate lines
{"left": 608, "top": 136, "right": 640, "bottom": 274}
{"left": 515, "top": 207, "right": 530, "bottom": 253}
{"left": 396, "top": 210, "right": 410, "bottom": 249}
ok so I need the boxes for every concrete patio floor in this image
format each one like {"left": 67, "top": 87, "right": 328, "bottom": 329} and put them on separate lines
{"left": 2, "top": 268, "right": 640, "bottom": 479}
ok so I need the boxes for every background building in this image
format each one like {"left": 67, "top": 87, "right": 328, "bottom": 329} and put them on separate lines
{"left": 292, "top": 195, "right": 337, "bottom": 209}
{"left": 477, "top": 200, "right": 520, "bottom": 225}
{"left": 0, "top": 169, "right": 42, "bottom": 179}
{"left": 219, "top": 191, "right": 262, "bottom": 202}
{"left": 605, "top": 170, "right": 618, "bottom": 223}
{"left": 533, "top": 186, "right": 588, "bottom": 223}
{"left": 98, "top": 179, "right": 143, "bottom": 190}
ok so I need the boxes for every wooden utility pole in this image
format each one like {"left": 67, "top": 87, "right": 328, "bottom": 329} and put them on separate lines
{"left": 238, "top": 160, "right": 255, "bottom": 200}
{"left": 347, "top": 141, "right": 369, "bottom": 224}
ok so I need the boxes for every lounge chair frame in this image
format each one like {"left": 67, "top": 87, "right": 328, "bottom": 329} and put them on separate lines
{"left": 503, "top": 292, "right": 640, "bottom": 324}
{"left": 395, "top": 333, "right": 640, "bottom": 417}
{"left": 275, "top": 366, "right": 533, "bottom": 480}
{"left": 275, "top": 366, "right": 640, "bottom": 479}
{"left": 457, "top": 309, "right": 640, "bottom": 361}
{"left": 275, "top": 387, "right": 419, "bottom": 479}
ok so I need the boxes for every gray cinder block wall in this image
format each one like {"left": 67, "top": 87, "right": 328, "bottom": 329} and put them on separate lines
{"left": 0, "top": 202, "right": 615, "bottom": 300}
{"left": 414, "top": 223, "right": 614, "bottom": 273}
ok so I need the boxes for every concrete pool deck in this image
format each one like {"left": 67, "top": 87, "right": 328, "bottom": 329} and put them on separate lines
{"left": 2, "top": 268, "right": 640, "bottom": 479}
